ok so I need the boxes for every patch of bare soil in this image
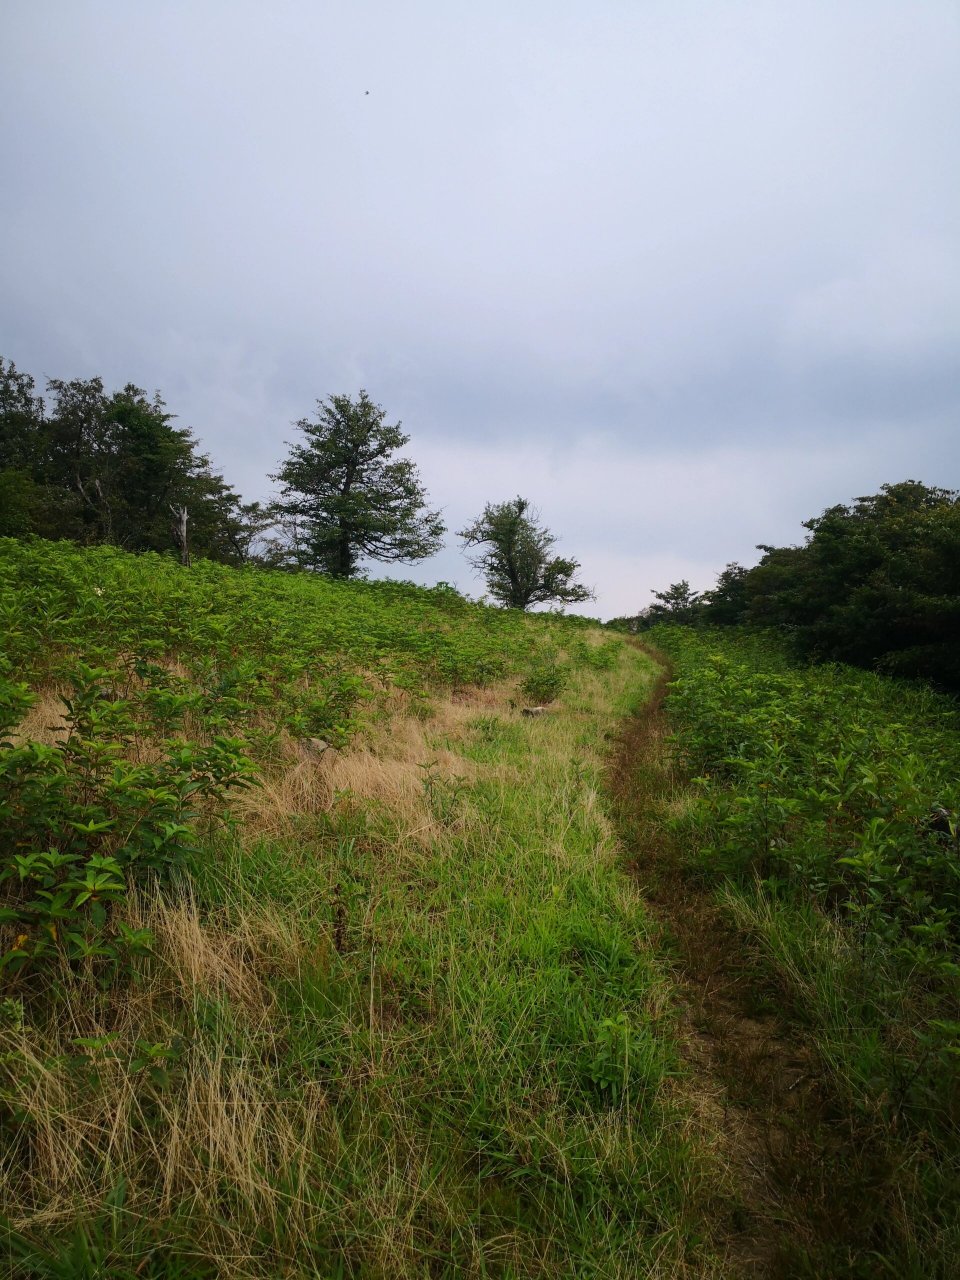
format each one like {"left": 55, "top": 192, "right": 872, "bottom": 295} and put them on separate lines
{"left": 610, "top": 653, "right": 890, "bottom": 1279}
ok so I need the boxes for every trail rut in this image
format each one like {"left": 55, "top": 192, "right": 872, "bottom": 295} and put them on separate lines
{"left": 610, "top": 654, "right": 886, "bottom": 1278}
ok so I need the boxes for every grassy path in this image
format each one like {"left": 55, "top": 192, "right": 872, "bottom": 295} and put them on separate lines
{"left": 7, "top": 621, "right": 919, "bottom": 1279}
{"left": 3, "top": 634, "right": 727, "bottom": 1278}
{"left": 11, "top": 619, "right": 913, "bottom": 1278}
{"left": 609, "top": 658, "right": 810, "bottom": 1275}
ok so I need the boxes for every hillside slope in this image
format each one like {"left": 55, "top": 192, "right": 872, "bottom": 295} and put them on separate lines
{"left": 1, "top": 541, "right": 725, "bottom": 1278}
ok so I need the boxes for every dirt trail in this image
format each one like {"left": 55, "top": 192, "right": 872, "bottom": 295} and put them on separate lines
{"left": 610, "top": 655, "right": 880, "bottom": 1279}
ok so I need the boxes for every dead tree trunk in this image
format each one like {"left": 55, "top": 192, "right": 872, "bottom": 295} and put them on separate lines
{"left": 170, "top": 504, "right": 191, "bottom": 567}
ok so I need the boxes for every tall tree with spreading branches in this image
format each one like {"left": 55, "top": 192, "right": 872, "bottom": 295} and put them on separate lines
{"left": 271, "top": 391, "right": 445, "bottom": 577}
{"left": 459, "top": 496, "right": 593, "bottom": 610}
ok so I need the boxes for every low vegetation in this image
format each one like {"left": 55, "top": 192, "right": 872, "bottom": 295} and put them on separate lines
{"left": 1, "top": 538, "right": 728, "bottom": 1277}
{"left": 652, "top": 625, "right": 960, "bottom": 1273}
{"left": 1, "top": 356, "right": 592, "bottom": 611}
{"left": 3, "top": 531, "right": 958, "bottom": 1276}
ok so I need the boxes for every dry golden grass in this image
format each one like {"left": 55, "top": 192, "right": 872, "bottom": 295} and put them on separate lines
{"left": 10, "top": 685, "right": 70, "bottom": 745}
{"left": 1, "top": 677, "right": 527, "bottom": 1257}
{"left": 1, "top": 888, "right": 328, "bottom": 1254}
{"left": 233, "top": 685, "right": 515, "bottom": 846}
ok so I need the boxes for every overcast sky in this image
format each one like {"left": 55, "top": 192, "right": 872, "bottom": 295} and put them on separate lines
{"left": 2, "top": 1, "right": 958, "bottom": 615}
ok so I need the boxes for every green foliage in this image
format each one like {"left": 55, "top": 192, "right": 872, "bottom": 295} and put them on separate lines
{"left": 606, "top": 580, "right": 705, "bottom": 633}
{"left": 698, "top": 481, "right": 960, "bottom": 688}
{"left": 0, "top": 355, "right": 262, "bottom": 565}
{"left": 0, "top": 537, "right": 575, "bottom": 988}
{"left": 270, "top": 389, "right": 445, "bottom": 577}
{"left": 0, "top": 537, "right": 545, "bottom": 707}
{"left": 0, "top": 358, "right": 45, "bottom": 475}
{"left": 647, "top": 579, "right": 703, "bottom": 625}
{"left": 459, "top": 495, "right": 593, "bottom": 610}
{"left": 0, "top": 580, "right": 708, "bottom": 1276}
{"left": 662, "top": 627, "right": 960, "bottom": 958}
{"left": 0, "top": 470, "right": 42, "bottom": 537}
{"left": 656, "top": 623, "right": 960, "bottom": 1163}
{"left": 700, "top": 561, "right": 750, "bottom": 625}
{"left": 520, "top": 657, "right": 569, "bottom": 704}
{"left": 583, "top": 1011, "right": 665, "bottom": 1106}
{"left": 571, "top": 637, "right": 621, "bottom": 670}
{"left": 0, "top": 663, "right": 253, "bottom": 982}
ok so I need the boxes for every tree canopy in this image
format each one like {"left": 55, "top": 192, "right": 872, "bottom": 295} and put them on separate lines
{"left": 270, "top": 391, "right": 445, "bottom": 577}
{"left": 459, "top": 496, "right": 593, "bottom": 610}
{"left": 0, "top": 355, "right": 261, "bottom": 562}
{"left": 736, "top": 481, "right": 960, "bottom": 685}
{"left": 607, "top": 580, "right": 704, "bottom": 633}
{"left": 632, "top": 481, "right": 960, "bottom": 690}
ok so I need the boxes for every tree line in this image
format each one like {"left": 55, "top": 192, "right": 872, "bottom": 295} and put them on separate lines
{"left": 0, "top": 357, "right": 261, "bottom": 565}
{"left": 611, "top": 480, "right": 960, "bottom": 690}
{"left": 0, "top": 357, "right": 592, "bottom": 609}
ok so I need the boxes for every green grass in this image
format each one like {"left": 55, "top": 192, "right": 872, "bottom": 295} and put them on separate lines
{"left": 1, "top": 541, "right": 724, "bottom": 1278}
{"left": 8, "top": 542, "right": 958, "bottom": 1275}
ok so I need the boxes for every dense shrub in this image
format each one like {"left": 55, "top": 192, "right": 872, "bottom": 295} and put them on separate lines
{"left": 661, "top": 626, "right": 960, "bottom": 963}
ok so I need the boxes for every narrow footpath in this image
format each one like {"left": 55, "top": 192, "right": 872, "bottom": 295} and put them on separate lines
{"left": 609, "top": 652, "right": 891, "bottom": 1279}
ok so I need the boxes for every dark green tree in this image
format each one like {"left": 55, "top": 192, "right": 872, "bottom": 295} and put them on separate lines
{"left": 43, "top": 374, "right": 113, "bottom": 541}
{"left": 43, "top": 377, "right": 255, "bottom": 560}
{"left": 271, "top": 391, "right": 445, "bottom": 577}
{"left": 0, "top": 357, "right": 45, "bottom": 474}
{"left": 0, "top": 356, "right": 261, "bottom": 564}
{"left": 700, "top": 481, "right": 960, "bottom": 688}
{"left": 608, "top": 579, "right": 703, "bottom": 632}
{"left": 0, "top": 469, "right": 43, "bottom": 537}
{"left": 458, "top": 497, "right": 593, "bottom": 610}
{"left": 647, "top": 579, "right": 702, "bottom": 624}
{"left": 700, "top": 562, "right": 750, "bottom": 625}
{"left": 0, "top": 358, "right": 48, "bottom": 536}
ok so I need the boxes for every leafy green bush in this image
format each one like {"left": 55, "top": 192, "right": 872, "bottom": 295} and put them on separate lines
{"left": 661, "top": 634, "right": 960, "bottom": 964}
{"left": 0, "top": 664, "right": 253, "bottom": 984}
{"left": 520, "top": 659, "right": 568, "bottom": 704}
{"left": 0, "top": 537, "right": 546, "bottom": 705}
{"left": 695, "top": 482, "right": 960, "bottom": 689}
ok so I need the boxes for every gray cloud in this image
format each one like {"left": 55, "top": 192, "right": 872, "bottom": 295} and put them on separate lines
{"left": 2, "top": 0, "right": 958, "bottom": 615}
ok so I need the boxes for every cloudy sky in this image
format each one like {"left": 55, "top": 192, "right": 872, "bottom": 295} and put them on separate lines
{"left": 2, "top": 1, "right": 958, "bottom": 615}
